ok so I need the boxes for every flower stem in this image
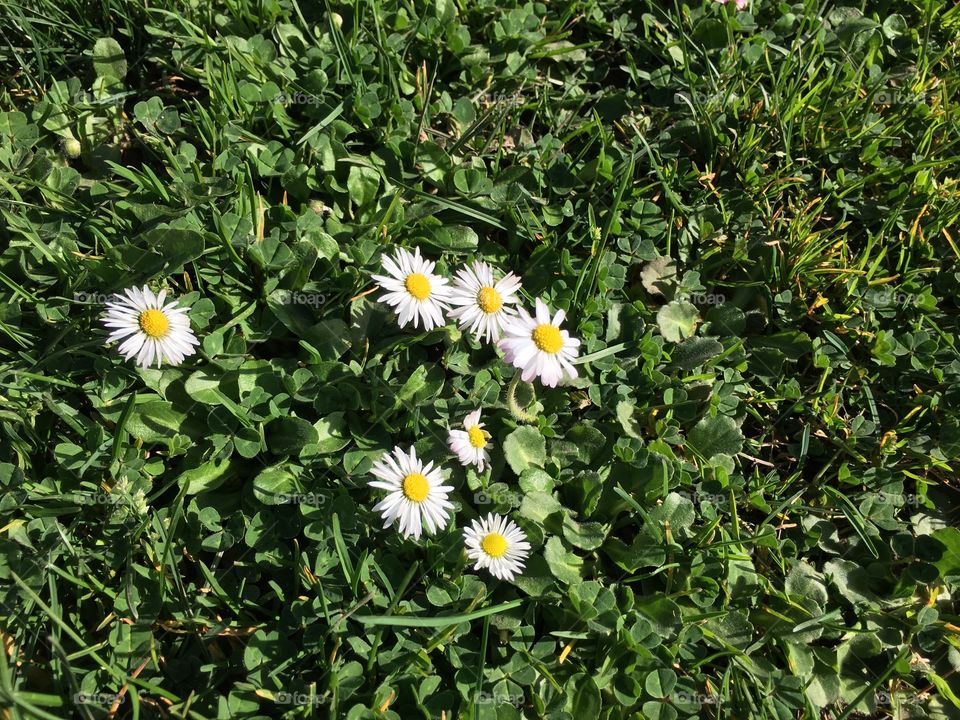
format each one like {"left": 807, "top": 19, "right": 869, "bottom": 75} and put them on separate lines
{"left": 506, "top": 373, "right": 538, "bottom": 423}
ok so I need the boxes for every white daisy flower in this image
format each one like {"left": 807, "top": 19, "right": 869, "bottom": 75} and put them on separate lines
{"left": 101, "top": 285, "right": 199, "bottom": 369}
{"left": 446, "top": 260, "right": 522, "bottom": 342}
{"left": 463, "top": 513, "right": 531, "bottom": 581}
{"left": 498, "top": 298, "right": 581, "bottom": 388}
{"left": 372, "top": 246, "right": 452, "bottom": 332}
{"left": 448, "top": 409, "right": 492, "bottom": 471}
{"left": 368, "top": 445, "right": 454, "bottom": 540}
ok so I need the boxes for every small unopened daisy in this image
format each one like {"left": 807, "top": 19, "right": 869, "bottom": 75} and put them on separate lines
{"left": 463, "top": 513, "right": 531, "bottom": 581}
{"left": 101, "top": 285, "right": 199, "bottom": 368}
{"left": 498, "top": 298, "right": 580, "bottom": 387}
{"left": 372, "top": 246, "right": 452, "bottom": 332}
{"left": 448, "top": 409, "right": 492, "bottom": 471}
{"left": 368, "top": 446, "right": 454, "bottom": 540}
{"left": 447, "top": 260, "right": 522, "bottom": 342}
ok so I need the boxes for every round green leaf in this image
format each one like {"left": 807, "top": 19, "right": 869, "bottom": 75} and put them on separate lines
{"left": 503, "top": 426, "right": 546, "bottom": 474}
{"left": 93, "top": 37, "right": 127, "bottom": 79}
{"left": 644, "top": 668, "right": 677, "bottom": 699}
{"left": 252, "top": 465, "right": 299, "bottom": 504}
{"left": 266, "top": 417, "right": 319, "bottom": 456}
{"left": 656, "top": 301, "right": 700, "bottom": 343}
{"left": 177, "top": 458, "right": 233, "bottom": 495}
{"left": 687, "top": 414, "right": 744, "bottom": 459}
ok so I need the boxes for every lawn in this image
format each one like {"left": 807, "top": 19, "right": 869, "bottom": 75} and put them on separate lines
{"left": 2, "top": 0, "right": 960, "bottom": 718}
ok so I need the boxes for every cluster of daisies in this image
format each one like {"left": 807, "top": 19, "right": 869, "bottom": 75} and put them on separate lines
{"left": 371, "top": 246, "right": 581, "bottom": 388}
{"left": 367, "top": 444, "right": 530, "bottom": 581}
{"left": 95, "top": 245, "right": 579, "bottom": 581}
{"left": 365, "top": 246, "right": 584, "bottom": 581}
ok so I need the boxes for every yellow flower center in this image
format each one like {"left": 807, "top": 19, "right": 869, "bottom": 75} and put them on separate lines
{"left": 481, "top": 532, "right": 508, "bottom": 558}
{"left": 405, "top": 273, "right": 431, "bottom": 300}
{"left": 467, "top": 426, "right": 488, "bottom": 449}
{"left": 402, "top": 472, "right": 430, "bottom": 503}
{"left": 532, "top": 324, "right": 563, "bottom": 354}
{"left": 138, "top": 309, "right": 170, "bottom": 338}
{"left": 477, "top": 286, "right": 503, "bottom": 313}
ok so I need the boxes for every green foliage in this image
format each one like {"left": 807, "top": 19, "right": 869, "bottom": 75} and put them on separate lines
{"left": 2, "top": 0, "right": 960, "bottom": 718}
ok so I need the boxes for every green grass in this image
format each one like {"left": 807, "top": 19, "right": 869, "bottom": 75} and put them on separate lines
{"left": 2, "top": 0, "right": 960, "bottom": 718}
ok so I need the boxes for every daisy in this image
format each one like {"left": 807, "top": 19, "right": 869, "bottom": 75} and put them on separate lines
{"left": 716, "top": 0, "right": 748, "bottom": 8}
{"left": 372, "top": 246, "right": 452, "bottom": 332}
{"left": 446, "top": 260, "right": 522, "bottom": 342}
{"left": 448, "top": 409, "right": 492, "bottom": 471}
{"left": 101, "top": 285, "right": 199, "bottom": 368}
{"left": 368, "top": 446, "right": 454, "bottom": 540}
{"left": 498, "top": 298, "right": 581, "bottom": 388}
{"left": 463, "top": 513, "right": 531, "bottom": 581}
